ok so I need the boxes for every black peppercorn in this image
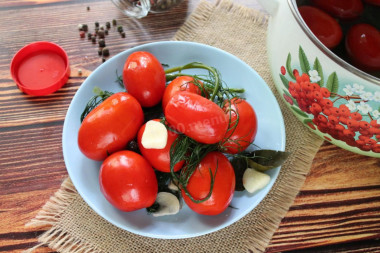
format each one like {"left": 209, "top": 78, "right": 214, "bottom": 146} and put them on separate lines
{"left": 98, "top": 39, "right": 106, "bottom": 48}
{"left": 117, "top": 25, "right": 123, "bottom": 33}
{"left": 98, "top": 49, "right": 102, "bottom": 56}
{"left": 82, "top": 24, "right": 88, "bottom": 32}
{"left": 106, "top": 22, "right": 111, "bottom": 29}
{"left": 87, "top": 32, "right": 92, "bottom": 40}
{"left": 87, "top": 6, "right": 90, "bottom": 11}
{"left": 98, "top": 30, "right": 105, "bottom": 39}
{"left": 112, "top": 19, "right": 117, "bottom": 26}
{"left": 91, "top": 36, "right": 96, "bottom": 44}
{"left": 95, "top": 21, "right": 99, "bottom": 28}
{"left": 104, "top": 29, "right": 109, "bottom": 35}
{"left": 102, "top": 57, "right": 106, "bottom": 63}
{"left": 102, "top": 47, "right": 110, "bottom": 57}
{"left": 121, "top": 32, "right": 126, "bottom": 38}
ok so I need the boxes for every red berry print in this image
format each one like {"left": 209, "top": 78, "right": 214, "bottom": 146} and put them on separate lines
{"left": 281, "top": 66, "right": 286, "bottom": 75}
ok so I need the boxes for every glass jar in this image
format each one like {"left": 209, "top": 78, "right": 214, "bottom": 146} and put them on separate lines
{"left": 111, "top": 0, "right": 184, "bottom": 18}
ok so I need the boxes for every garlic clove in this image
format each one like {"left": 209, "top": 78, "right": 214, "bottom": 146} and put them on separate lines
{"left": 242, "top": 168, "right": 271, "bottom": 193}
{"left": 152, "top": 192, "right": 180, "bottom": 217}
{"left": 141, "top": 120, "right": 168, "bottom": 149}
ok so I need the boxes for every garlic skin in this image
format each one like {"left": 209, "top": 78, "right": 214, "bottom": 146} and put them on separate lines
{"left": 152, "top": 192, "right": 180, "bottom": 217}
{"left": 242, "top": 168, "right": 271, "bottom": 193}
{"left": 141, "top": 120, "right": 168, "bottom": 149}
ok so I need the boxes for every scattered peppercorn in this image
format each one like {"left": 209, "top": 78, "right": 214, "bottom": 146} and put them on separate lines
{"left": 98, "top": 30, "right": 105, "bottom": 39}
{"left": 112, "top": 19, "right": 117, "bottom": 26}
{"left": 95, "top": 21, "right": 99, "bottom": 28}
{"left": 117, "top": 25, "right": 123, "bottom": 33}
{"left": 121, "top": 32, "right": 126, "bottom": 38}
{"left": 102, "top": 57, "right": 106, "bottom": 63}
{"left": 91, "top": 36, "right": 96, "bottom": 44}
{"left": 106, "top": 22, "right": 111, "bottom": 29}
{"left": 79, "top": 31, "right": 86, "bottom": 38}
{"left": 98, "top": 49, "right": 102, "bottom": 56}
{"left": 95, "top": 27, "right": 99, "bottom": 34}
{"left": 87, "top": 6, "right": 90, "bottom": 11}
{"left": 87, "top": 32, "right": 92, "bottom": 40}
{"left": 82, "top": 24, "right": 88, "bottom": 32}
{"left": 102, "top": 47, "right": 110, "bottom": 57}
{"left": 104, "top": 29, "right": 109, "bottom": 35}
{"left": 98, "top": 39, "right": 106, "bottom": 47}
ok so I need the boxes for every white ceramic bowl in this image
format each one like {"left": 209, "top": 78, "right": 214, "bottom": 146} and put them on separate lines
{"left": 62, "top": 41, "right": 286, "bottom": 239}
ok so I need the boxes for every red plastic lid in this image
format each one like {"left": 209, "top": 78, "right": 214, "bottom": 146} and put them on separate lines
{"left": 10, "top": 41, "right": 70, "bottom": 96}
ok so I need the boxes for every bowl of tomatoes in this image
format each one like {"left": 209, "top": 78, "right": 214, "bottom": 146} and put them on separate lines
{"left": 62, "top": 41, "right": 286, "bottom": 238}
{"left": 258, "top": 0, "right": 380, "bottom": 157}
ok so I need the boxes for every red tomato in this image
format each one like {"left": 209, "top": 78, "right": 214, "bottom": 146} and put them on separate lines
{"left": 99, "top": 150, "right": 158, "bottom": 212}
{"left": 123, "top": 51, "right": 166, "bottom": 107}
{"left": 311, "top": 0, "right": 363, "bottom": 19}
{"left": 222, "top": 98, "right": 258, "bottom": 154}
{"left": 298, "top": 6, "right": 343, "bottom": 49}
{"left": 164, "top": 92, "right": 229, "bottom": 144}
{"left": 78, "top": 92, "right": 144, "bottom": 161}
{"left": 162, "top": 76, "right": 203, "bottom": 110}
{"left": 182, "top": 151, "right": 235, "bottom": 215}
{"left": 345, "top": 23, "right": 380, "bottom": 72}
{"left": 137, "top": 119, "right": 184, "bottom": 173}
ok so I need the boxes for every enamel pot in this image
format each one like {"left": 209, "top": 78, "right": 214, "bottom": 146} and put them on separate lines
{"left": 258, "top": 0, "right": 380, "bottom": 157}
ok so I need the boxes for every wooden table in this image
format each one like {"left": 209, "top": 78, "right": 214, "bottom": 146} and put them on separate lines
{"left": 0, "top": 0, "right": 379, "bottom": 252}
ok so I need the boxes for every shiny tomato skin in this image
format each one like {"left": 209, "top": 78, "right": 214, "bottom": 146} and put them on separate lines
{"left": 345, "top": 23, "right": 380, "bottom": 72}
{"left": 99, "top": 150, "right": 158, "bottom": 212}
{"left": 164, "top": 92, "right": 229, "bottom": 144}
{"left": 78, "top": 92, "right": 144, "bottom": 161}
{"left": 137, "top": 119, "right": 184, "bottom": 173}
{"left": 222, "top": 98, "right": 258, "bottom": 154}
{"left": 123, "top": 51, "right": 166, "bottom": 107}
{"left": 311, "top": 0, "right": 363, "bottom": 19}
{"left": 182, "top": 152, "right": 235, "bottom": 215}
{"left": 162, "top": 76, "right": 203, "bottom": 111}
{"left": 298, "top": 6, "right": 343, "bottom": 49}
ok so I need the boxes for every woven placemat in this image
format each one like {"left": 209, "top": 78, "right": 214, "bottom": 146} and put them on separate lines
{"left": 26, "top": 0, "right": 323, "bottom": 252}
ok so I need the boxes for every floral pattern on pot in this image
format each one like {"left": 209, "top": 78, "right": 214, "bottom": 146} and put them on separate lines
{"left": 279, "top": 46, "right": 380, "bottom": 154}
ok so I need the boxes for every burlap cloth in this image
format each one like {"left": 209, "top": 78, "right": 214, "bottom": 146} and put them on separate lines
{"left": 26, "top": 0, "right": 324, "bottom": 252}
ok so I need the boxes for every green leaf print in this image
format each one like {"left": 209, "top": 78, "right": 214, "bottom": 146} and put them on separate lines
{"left": 326, "top": 72, "right": 339, "bottom": 98}
{"left": 279, "top": 74, "right": 290, "bottom": 89}
{"left": 313, "top": 57, "right": 324, "bottom": 86}
{"left": 286, "top": 53, "right": 295, "bottom": 80}
{"left": 299, "top": 46, "right": 310, "bottom": 74}
{"left": 291, "top": 106, "right": 309, "bottom": 118}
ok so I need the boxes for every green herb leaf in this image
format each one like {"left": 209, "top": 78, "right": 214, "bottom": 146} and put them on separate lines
{"left": 286, "top": 53, "right": 295, "bottom": 79}
{"left": 313, "top": 57, "right": 324, "bottom": 86}
{"left": 279, "top": 74, "right": 290, "bottom": 89}
{"left": 326, "top": 72, "right": 339, "bottom": 98}
{"left": 80, "top": 87, "right": 114, "bottom": 122}
{"left": 299, "top": 46, "right": 310, "bottom": 74}
{"left": 247, "top": 150, "right": 290, "bottom": 172}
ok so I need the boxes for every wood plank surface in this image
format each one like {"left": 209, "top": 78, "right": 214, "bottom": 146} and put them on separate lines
{"left": 0, "top": 0, "right": 379, "bottom": 252}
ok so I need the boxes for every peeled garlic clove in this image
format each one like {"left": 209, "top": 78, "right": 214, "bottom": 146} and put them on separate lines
{"left": 168, "top": 180, "right": 179, "bottom": 192}
{"left": 242, "top": 168, "right": 271, "bottom": 193}
{"left": 141, "top": 120, "right": 168, "bottom": 149}
{"left": 152, "top": 192, "right": 180, "bottom": 217}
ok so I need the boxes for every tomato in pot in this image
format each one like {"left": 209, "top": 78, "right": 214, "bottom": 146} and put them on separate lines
{"left": 164, "top": 91, "right": 229, "bottom": 144}
{"left": 345, "top": 23, "right": 380, "bottom": 72}
{"left": 78, "top": 92, "right": 144, "bottom": 161}
{"left": 162, "top": 76, "right": 204, "bottom": 110}
{"left": 137, "top": 119, "right": 184, "bottom": 173}
{"left": 182, "top": 151, "right": 235, "bottom": 215}
{"left": 123, "top": 51, "right": 166, "bottom": 107}
{"left": 311, "top": 0, "right": 363, "bottom": 20}
{"left": 298, "top": 6, "right": 343, "bottom": 49}
{"left": 99, "top": 150, "right": 158, "bottom": 212}
{"left": 222, "top": 98, "right": 258, "bottom": 154}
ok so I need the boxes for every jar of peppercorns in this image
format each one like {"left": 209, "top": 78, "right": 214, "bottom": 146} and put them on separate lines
{"left": 111, "top": 0, "right": 184, "bottom": 18}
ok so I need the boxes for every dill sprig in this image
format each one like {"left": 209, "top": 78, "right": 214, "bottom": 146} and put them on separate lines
{"left": 80, "top": 87, "right": 114, "bottom": 122}
{"left": 169, "top": 134, "right": 219, "bottom": 203}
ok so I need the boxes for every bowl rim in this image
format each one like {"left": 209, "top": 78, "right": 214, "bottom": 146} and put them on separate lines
{"left": 287, "top": 0, "right": 380, "bottom": 85}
